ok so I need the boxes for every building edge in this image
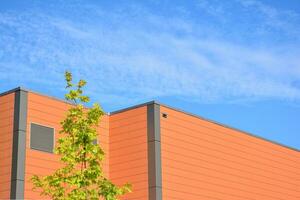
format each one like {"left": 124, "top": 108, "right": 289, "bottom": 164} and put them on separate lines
{"left": 110, "top": 100, "right": 299, "bottom": 153}
{"left": 147, "top": 103, "right": 162, "bottom": 200}
{"left": 1, "top": 87, "right": 299, "bottom": 152}
{"left": 10, "top": 88, "right": 28, "bottom": 199}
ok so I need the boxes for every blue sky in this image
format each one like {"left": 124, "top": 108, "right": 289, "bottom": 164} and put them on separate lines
{"left": 0, "top": 0, "right": 300, "bottom": 149}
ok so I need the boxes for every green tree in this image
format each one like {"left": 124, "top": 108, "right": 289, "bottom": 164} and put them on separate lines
{"left": 32, "top": 71, "right": 131, "bottom": 200}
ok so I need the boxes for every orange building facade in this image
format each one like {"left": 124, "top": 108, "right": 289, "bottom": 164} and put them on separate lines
{"left": 0, "top": 87, "right": 299, "bottom": 200}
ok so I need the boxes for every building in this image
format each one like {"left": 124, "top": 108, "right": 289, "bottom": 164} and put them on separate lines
{"left": 0, "top": 87, "right": 299, "bottom": 200}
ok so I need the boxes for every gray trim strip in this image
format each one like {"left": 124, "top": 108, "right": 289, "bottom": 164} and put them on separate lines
{"left": 10, "top": 89, "right": 28, "bottom": 199}
{"left": 110, "top": 101, "right": 156, "bottom": 115}
{"left": 0, "top": 87, "right": 75, "bottom": 106}
{"left": 0, "top": 87, "right": 24, "bottom": 97}
{"left": 147, "top": 103, "right": 162, "bottom": 200}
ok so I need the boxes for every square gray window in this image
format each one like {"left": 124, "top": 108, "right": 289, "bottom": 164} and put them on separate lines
{"left": 30, "top": 123, "right": 54, "bottom": 153}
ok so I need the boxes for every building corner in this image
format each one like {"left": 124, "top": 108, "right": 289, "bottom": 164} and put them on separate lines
{"left": 147, "top": 102, "right": 162, "bottom": 200}
{"left": 10, "top": 88, "right": 28, "bottom": 199}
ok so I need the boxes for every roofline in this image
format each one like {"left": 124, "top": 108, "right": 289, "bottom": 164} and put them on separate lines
{"left": 158, "top": 102, "right": 300, "bottom": 153}
{"left": 0, "top": 87, "right": 75, "bottom": 106}
{"left": 108, "top": 101, "right": 160, "bottom": 115}
{"left": 110, "top": 100, "right": 299, "bottom": 153}
{"left": 1, "top": 87, "right": 299, "bottom": 152}
{"left": 0, "top": 87, "right": 26, "bottom": 97}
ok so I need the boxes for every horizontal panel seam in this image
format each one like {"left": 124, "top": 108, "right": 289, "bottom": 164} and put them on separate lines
{"left": 162, "top": 162, "right": 299, "bottom": 192}
{"left": 109, "top": 172, "right": 148, "bottom": 179}
{"left": 161, "top": 149, "right": 299, "bottom": 183}
{"left": 109, "top": 127, "right": 147, "bottom": 136}
{"left": 162, "top": 114, "right": 299, "bottom": 156}
{"left": 109, "top": 134, "right": 146, "bottom": 144}
{"left": 110, "top": 142, "right": 148, "bottom": 152}
{"left": 162, "top": 175, "right": 300, "bottom": 198}
{"left": 161, "top": 125, "right": 300, "bottom": 164}
{"left": 161, "top": 140, "right": 300, "bottom": 176}
{"left": 110, "top": 157, "right": 148, "bottom": 165}
{"left": 109, "top": 121, "right": 147, "bottom": 130}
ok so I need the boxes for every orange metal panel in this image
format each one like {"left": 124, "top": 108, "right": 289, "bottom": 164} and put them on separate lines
{"left": 160, "top": 105, "right": 300, "bottom": 200}
{"left": 0, "top": 93, "right": 14, "bottom": 199}
{"left": 109, "top": 106, "right": 149, "bottom": 200}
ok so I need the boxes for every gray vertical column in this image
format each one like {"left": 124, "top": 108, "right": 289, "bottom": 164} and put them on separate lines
{"left": 147, "top": 103, "right": 162, "bottom": 200}
{"left": 10, "top": 89, "right": 28, "bottom": 199}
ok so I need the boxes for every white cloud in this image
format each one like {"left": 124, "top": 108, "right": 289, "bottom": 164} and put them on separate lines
{"left": 237, "top": 0, "right": 300, "bottom": 35}
{"left": 0, "top": 1, "right": 300, "bottom": 107}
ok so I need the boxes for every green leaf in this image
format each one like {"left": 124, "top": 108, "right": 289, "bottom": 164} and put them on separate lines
{"left": 31, "top": 70, "right": 131, "bottom": 200}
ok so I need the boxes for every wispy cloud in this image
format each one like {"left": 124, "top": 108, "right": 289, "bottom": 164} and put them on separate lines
{"left": 237, "top": 0, "right": 300, "bottom": 36}
{"left": 0, "top": 1, "right": 300, "bottom": 107}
